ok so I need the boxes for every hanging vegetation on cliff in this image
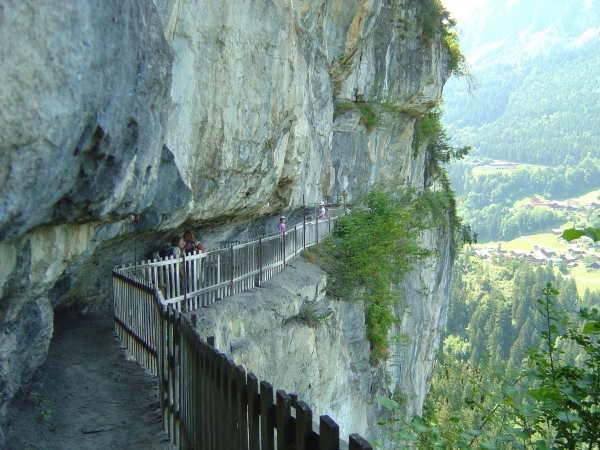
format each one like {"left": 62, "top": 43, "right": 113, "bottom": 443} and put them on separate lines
{"left": 304, "top": 187, "right": 462, "bottom": 359}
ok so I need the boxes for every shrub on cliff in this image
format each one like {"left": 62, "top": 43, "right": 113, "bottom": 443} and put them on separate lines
{"left": 305, "top": 187, "right": 454, "bottom": 359}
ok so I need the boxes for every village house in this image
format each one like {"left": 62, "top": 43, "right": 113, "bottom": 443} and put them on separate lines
{"left": 509, "top": 249, "right": 527, "bottom": 258}
{"left": 527, "top": 250, "right": 548, "bottom": 264}
{"left": 587, "top": 261, "right": 600, "bottom": 270}
{"left": 539, "top": 247, "right": 556, "bottom": 257}
{"left": 489, "top": 161, "right": 518, "bottom": 170}
{"left": 473, "top": 249, "right": 491, "bottom": 260}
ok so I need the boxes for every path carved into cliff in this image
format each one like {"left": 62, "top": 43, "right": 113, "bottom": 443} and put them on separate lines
{"left": 4, "top": 310, "right": 175, "bottom": 450}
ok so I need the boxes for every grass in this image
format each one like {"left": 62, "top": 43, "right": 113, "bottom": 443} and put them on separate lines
{"left": 576, "top": 188, "right": 600, "bottom": 203}
{"left": 471, "top": 164, "right": 548, "bottom": 177}
{"left": 476, "top": 231, "right": 600, "bottom": 293}
{"left": 513, "top": 198, "right": 532, "bottom": 209}
{"left": 472, "top": 167, "right": 519, "bottom": 176}
{"left": 333, "top": 101, "right": 377, "bottom": 132}
{"left": 481, "top": 233, "right": 565, "bottom": 252}
{"left": 471, "top": 186, "right": 600, "bottom": 293}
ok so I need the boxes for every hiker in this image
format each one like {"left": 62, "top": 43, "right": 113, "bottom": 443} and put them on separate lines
{"left": 181, "top": 231, "right": 205, "bottom": 296}
{"left": 183, "top": 231, "right": 205, "bottom": 254}
{"left": 171, "top": 236, "right": 185, "bottom": 257}
{"left": 278, "top": 216, "right": 286, "bottom": 232}
{"left": 155, "top": 236, "right": 185, "bottom": 297}
{"left": 317, "top": 201, "right": 326, "bottom": 219}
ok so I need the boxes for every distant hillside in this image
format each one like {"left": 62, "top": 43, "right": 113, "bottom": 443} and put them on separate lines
{"left": 443, "top": 0, "right": 600, "bottom": 165}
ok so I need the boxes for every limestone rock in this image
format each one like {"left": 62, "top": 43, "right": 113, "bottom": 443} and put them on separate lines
{"left": 0, "top": 0, "right": 173, "bottom": 240}
{"left": 190, "top": 260, "right": 376, "bottom": 440}
{"left": 0, "top": 0, "right": 172, "bottom": 432}
{"left": 0, "top": 0, "right": 455, "bottom": 439}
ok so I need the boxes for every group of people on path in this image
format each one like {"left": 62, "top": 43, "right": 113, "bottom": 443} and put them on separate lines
{"left": 278, "top": 201, "right": 326, "bottom": 231}
{"left": 158, "top": 202, "right": 328, "bottom": 259}
{"left": 165, "top": 231, "right": 205, "bottom": 259}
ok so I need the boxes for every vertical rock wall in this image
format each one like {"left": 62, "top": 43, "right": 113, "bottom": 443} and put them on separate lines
{"left": 0, "top": 0, "right": 173, "bottom": 427}
{"left": 0, "top": 0, "right": 454, "bottom": 440}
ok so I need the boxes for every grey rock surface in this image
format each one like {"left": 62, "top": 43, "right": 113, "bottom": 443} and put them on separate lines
{"left": 0, "top": 0, "right": 455, "bottom": 439}
{"left": 0, "top": 0, "right": 172, "bottom": 431}
{"left": 0, "top": 0, "right": 173, "bottom": 239}
{"left": 190, "top": 259, "right": 378, "bottom": 441}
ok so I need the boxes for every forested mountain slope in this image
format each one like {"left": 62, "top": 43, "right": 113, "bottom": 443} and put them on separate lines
{"left": 443, "top": 0, "right": 600, "bottom": 165}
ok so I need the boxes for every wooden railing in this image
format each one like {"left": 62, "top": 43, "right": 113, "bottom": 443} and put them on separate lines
{"left": 113, "top": 211, "right": 373, "bottom": 449}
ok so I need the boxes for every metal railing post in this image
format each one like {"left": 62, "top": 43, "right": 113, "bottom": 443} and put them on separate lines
{"left": 182, "top": 253, "right": 187, "bottom": 311}
{"left": 229, "top": 244, "right": 234, "bottom": 295}
{"left": 258, "top": 236, "right": 263, "bottom": 286}
{"left": 303, "top": 195, "right": 306, "bottom": 250}
{"left": 294, "top": 225, "right": 298, "bottom": 257}
{"left": 316, "top": 217, "right": 319, "bottom": 244}
{"left": 282, "top": 231, "right": 286, "bottom": 269}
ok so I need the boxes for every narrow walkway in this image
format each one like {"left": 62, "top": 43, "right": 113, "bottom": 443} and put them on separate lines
{"left": 5, "top": 310, "right": 175, "bottom": 450}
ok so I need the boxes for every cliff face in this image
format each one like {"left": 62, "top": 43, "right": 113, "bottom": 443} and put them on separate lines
{"left": 190, "top": 243, "right": 452, "bottom": 443}
{"left": 191, "top": 260, "right": 376, "bottom": 440}
{"left": 0, "top": 0, "right": 452, "bottom": 437}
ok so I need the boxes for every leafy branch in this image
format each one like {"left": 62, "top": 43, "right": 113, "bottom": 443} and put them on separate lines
{"left": 378, "top": 283, "right": 600, "bottom": 449}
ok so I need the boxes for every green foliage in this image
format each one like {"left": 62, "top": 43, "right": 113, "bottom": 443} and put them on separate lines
{"left": 412, "top": 102, "right": 475, "bottom": 250}
{"left": 380, "top": 284, "right": 600, "bottom": 449}
{"left": 333, "top": 100, "right": 377, "bottom": 132}
{"left": 448, "top": 157, "right": 600, "bottom": 242}
{"left": 421, "top": 0, "right": 452, "bottom": 42}
{"left": 444, "top": 40, "right": 600, "bottom": 166}
{"left": 298, "top": 297, "right": 333, "bottom": 327}
{"left": 420, "top": 0, "right": 472, "bottom": 81}
{"left": 413, "top": 103, "right": 471, "bottom": 164}
{"left": 305, "top": 188, "right": 439, "bottom": 359}
{"left": 356, "top": 102, "right": 377, "bottom": 131}
{"left": 562, "top": 227, "right": 600, "bottom": 243}
{"left": 444, "top": 32, "right": 471, "bottom": 81}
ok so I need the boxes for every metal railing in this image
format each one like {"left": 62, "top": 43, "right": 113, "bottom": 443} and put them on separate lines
{"left": 116, "top": 212, "right": 340, "bottom": 312}
{"left": 112, "top": 210, "right": 373, "bottom": 449}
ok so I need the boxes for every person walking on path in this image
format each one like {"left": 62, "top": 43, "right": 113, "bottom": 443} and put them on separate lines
{"left": 317, "top": 201, "right": 326, "bottom": 219}
{"left": 278, "top": 216, "right": 286, "bottom": 232}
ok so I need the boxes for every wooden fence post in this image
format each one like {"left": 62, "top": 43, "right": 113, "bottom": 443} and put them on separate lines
{"left": 349, "top": 434, "right": 373, "bottom": 450}
{"left": 319, "top": 415, "right": 339, "bottom": 450}
{"left": 260, "top": 381, "right": 275, "bottom": 450}
{"left": 296, "top": 400, "right": 313, "bottom": 450}
{"left": 247, "top": 373, "right": 260, "bottom": 450}
{"left": 235, "top": 365, "right": 248, "bottom": 450}
{"left": 276, "top": 390, "right": 292, "bottom": 450}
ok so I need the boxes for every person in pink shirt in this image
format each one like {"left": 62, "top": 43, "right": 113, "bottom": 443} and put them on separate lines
{"left": 278, "top": 216, "right": 286, "bottom": 231}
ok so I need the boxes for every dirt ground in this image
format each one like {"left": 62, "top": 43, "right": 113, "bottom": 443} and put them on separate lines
{"left": 4, "top": 309, "right": 176, "bottom": 450}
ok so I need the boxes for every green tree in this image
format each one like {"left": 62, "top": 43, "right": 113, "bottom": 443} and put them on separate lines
{"left": 379, "top": 284, "right": 600, "bottom": 449}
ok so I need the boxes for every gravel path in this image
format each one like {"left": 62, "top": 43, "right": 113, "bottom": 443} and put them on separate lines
{"left": 4, "top": 310, "right": 176, "bottom": 450}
